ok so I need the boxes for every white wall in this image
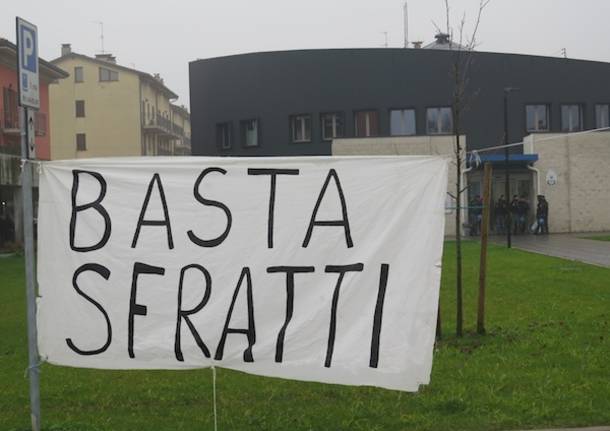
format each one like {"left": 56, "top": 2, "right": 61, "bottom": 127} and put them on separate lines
{"left": 525, "top": 132, "right": 610, "bottom": 233}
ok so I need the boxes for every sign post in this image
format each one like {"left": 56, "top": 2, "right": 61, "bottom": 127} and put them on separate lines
{"left": 17, "top": 16, "right": 41, "bottom": 431}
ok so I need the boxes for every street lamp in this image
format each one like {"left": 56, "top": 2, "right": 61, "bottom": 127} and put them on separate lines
{"left": 503, "top": 87, "right": 519, "bottom": 248}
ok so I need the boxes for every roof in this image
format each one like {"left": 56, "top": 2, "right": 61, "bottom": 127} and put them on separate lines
{"left": 0, "top": 38, "right": 68, "bottom": 80}
{"left": 192, "top": 47, "right": 610, "bottom": 68}
{"left": 52, "top": 51, "right": 178, "bottom": 99}
{"left": 171, "top": 104, "right": 190, "bottom": 117}
{"left": 422, "top": 33, "right": 468, "bottom": 51}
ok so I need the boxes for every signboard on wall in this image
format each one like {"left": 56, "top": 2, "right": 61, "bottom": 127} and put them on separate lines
{"left": 37, "top": 156, "right": 448, "bottom": 392}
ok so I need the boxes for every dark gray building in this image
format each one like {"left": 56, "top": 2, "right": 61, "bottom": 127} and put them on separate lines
{"left": 189, "top": 47, "right": 610, "bottom": 156}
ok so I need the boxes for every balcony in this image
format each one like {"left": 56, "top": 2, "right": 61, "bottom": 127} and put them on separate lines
{"left": 142, "top": 113, "right": 180, "bottom": 138}
{"left": 172, "top": 123, "right": 184, "bottom": 137}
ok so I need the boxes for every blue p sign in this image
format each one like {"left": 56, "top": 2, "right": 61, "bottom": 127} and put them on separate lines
{"left": 20, "top": 26, "right": 37, "bottom": 73}
{"left": 17, "top": 17, "right": 40, "bottom": 109}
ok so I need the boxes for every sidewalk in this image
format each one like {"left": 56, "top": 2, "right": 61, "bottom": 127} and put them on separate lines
{"left": 492, "top": 233, "right": 610, "bottom": 267}
{"left": 511, "top": 427, "right": 610, "bottom": 431}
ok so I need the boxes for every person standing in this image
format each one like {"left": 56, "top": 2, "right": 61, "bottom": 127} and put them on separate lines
{"left": 474, "top": 195, "right": 483, "bottom": 236}
{"left": 510, "top": 195, "right": 520, "bottom": 234}
{"left": 517, "top": 196, "right": 530, "bottom": 234}
{"left": 535, "top": 195, "right": 549, "bottom": 234}
{"left": 469, "top": 195, "right": 482, "bottom": 236}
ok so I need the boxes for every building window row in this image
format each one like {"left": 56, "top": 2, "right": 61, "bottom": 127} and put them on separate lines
{"left": 526, "top": 103, "right": 610, "bottom": 133}
{"left": 215, "top": 103, "right": 610, "bottom": 150}
{"left": 216, "top": 107, "right": 453, "bottom": 150}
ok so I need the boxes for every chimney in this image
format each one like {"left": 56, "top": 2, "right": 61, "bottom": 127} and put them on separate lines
{"left": 61, "top": 43, "right": 71, "bottom": 56}
{"left": 434, "top": 33, "right": 451, "bottom": 45}
{"left": 411, "top": 41, "right": 423, "bottom": 49}
{"left": 95, "top": 53, "right": 116, "bottom": 63}
{"left": 153, "top": 73, "right": 164, "bottom": 84}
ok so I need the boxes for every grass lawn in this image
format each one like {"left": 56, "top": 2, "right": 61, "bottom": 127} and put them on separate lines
{"left": 1, "top": 243, "right": 609, "bottom": 431}
{"left": 581, "top": 235, "right": 610, "bottom": 242}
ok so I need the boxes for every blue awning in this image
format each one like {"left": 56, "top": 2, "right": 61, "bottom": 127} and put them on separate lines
{"left": 468, "top": 153, "right": 538, "bottom": 167}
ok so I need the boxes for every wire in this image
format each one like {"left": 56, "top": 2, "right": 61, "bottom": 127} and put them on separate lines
{"left": 464, "top": 127, "right": 610, "bottom": 156}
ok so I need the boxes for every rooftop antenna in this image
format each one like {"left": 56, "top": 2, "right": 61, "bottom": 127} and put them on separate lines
{"left": 403, "top": 1, "right": 409, "bottom": 48}
{"left": 561, "top": 47, "right": 567, "bottom": 58}
{"left": 381, "top": 31, "right": 389, "bottom": 48}
{"left": 93, "top": 21, "right": 105, "bottom": 53}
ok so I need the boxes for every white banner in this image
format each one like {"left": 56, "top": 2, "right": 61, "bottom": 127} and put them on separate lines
{"left": 37, "top": 156, "right": 448, "bottom": 392}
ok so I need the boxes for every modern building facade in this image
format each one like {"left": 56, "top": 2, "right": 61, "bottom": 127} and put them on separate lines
{"left": 189, "top": 45, "right": 610, "bottom": 233}
{"left": 50, "top": 44, "right": 191, "bottom": 159}
{"left": 190, "top": 48, "right": 610, "bottom": 157}
{"left": 0, "top": 37, "right": 68, "bottom": 249}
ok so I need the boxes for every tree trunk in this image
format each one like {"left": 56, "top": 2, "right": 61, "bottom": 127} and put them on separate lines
{"left": 436, "top": 303, "right": 442, "bottom": 339}
{"left": 455, "top": 133, "right": 463, "bottom": 338}
{"left": 477, "top": 163, "right": 492, "bottom": 334}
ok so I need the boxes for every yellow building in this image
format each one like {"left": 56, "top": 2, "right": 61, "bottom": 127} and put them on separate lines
{"left": 49, "top": 44, "right": 190, "bottom": 159}
{"left": 171, "top": 104, "right": 191, "bottom": 156}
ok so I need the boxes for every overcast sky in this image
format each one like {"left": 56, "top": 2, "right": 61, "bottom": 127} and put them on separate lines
{"left": 3, "top": 0, "right": 610, "bottom": 107}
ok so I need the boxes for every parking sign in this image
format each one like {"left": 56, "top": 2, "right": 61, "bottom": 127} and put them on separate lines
{"left": 16, "top": 17, "right": 40, "bottom": 110}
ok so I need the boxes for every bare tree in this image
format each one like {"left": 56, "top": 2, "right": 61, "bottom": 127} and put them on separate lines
{"left": 443, "top": 0, "right": 491, "bottom": 337}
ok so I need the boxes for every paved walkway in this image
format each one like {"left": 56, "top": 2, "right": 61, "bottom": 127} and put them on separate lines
{"left": 492, "top": 233, "right": 610, "bottom": 267}
{"left": 510, "top": 427, "right": 610, "bottom": 431}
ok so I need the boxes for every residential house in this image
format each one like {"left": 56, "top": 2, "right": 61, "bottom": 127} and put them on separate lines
{"left": 50, "top": 44, "right": 189, "bottom": 159}
{"left": 0, "top": 38, "right": 67, "bottom": 249}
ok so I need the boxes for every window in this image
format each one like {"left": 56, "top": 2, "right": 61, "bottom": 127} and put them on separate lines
{"left": 517, "top": 180, "right": 531, "bottom": 199}
{"left": 76, "top": 133, "right": 86, "bottom": 151}
{"left": 241, "top": 119, "right": 260, "bottom": 148}
{"left": 526, "top": 104, "right": 550, "bottom": 132}
{"left": 2, "top": 86, "right": 18, "bottom": 128}
{"left": 216, "top": 122, "right": 232, "bottom": 150}
{"left": 390, "top": 109, "right": 416, "bottom": 136}
{"left": 426, "top": 107, "right": 452, "bottom": 134}
{"left": 34, "top": 112, "right": 47, "bottom": 136}
{"left": 75, "top": 100, "right": 85, "bottom": 118}
{"left": 595, "top": 104, "right": 610, "bottom": 129}
{"left": 290, "top": 114, "right": 312, "bottom": 143}
{"left": 354, "top": 110, "right": 379, "bottom": 137}
{"left": 561, "top": 104, "right": 583, "bottom": 132}
{"left": 99, "top": 67, "right": 119, "bottom": 82}
{"left": 74, "top": 66, "right": 84, "bottom": 83}
{"left": 321, "top": 112, "right": 344, "bottom": 141}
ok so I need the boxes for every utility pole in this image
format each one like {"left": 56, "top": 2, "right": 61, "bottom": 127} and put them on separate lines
{"left": 403, "top": 1, "right": 409, "bottom": 48}
{"left": 477, "top": 162, "right": 492, "bottom": 334}
{"left": 16, "top": 17, "right": 41, "bottom": 431}
{"left": 94, "top": 21, "right": 105, "bottom": 53}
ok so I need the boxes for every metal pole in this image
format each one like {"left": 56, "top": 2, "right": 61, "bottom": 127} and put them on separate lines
{"left": 503, "top": 90, "right": 512, "bottom": 248}
{"left": 403, "top": 1, "right": 409, "bottom": 48}
{"left": 477, "top": 162, "right": 492, "bottom": 334}
{"left": 21, "top": 105, "right": 41, "bottom": 431}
